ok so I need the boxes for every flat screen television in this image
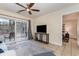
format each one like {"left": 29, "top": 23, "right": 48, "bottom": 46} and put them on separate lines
{"left": 37, "top": 25, "right": 46, "bottom": 33}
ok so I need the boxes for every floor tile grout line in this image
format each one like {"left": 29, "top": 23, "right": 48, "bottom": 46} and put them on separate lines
{"left": 61, "top": 43, "right": 66, "bottom": 56}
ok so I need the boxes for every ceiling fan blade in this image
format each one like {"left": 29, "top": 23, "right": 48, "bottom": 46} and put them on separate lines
{"left": 16, "top": 10, "right": 25, "bottom": 13}
{"left": 16, "top": 3, "right": 26, "bottom": 8}
{"left": 26, "top": 3, "right": 29, "bottom": 7}
{"left": 31, "top": 9, "right": 40, "bottom": 12}
{"left": 28, "top": 11, "right": 32, "bottom": 15}
{"left": 28, "top": 3, "right": 34, "bottom": 9}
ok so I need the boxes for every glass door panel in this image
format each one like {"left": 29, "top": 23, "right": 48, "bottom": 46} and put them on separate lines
{"left": 0, "top": 18, "right": 15, "bottom": 42}
{"left": 16, "top": 22, "right": 27, "bottom": 42}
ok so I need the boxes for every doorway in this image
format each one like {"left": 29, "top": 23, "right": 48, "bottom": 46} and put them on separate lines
{"left": 62, "top": 12, "right": 78, "bottom": 49}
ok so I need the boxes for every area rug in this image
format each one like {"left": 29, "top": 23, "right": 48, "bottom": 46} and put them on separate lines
{"left": 7, "top": 40, "right": 55, "bottom": 56}
{"left": 33, "top": 51, "right": 55, "bottom": 56}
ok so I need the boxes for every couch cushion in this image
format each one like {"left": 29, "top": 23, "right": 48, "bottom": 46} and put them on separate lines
{"left": 0, "top": 50, "right": 16, "bottom": 56}
{"left": 0, "top": 49, "right": 4, "bottom": 53}
{"left": 0, "top": 42, "right": 8, "bottom": 51}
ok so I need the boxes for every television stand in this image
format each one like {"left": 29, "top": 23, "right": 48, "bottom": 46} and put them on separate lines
{"left": 35, "top": 32, "right": 49, "bottom": 44}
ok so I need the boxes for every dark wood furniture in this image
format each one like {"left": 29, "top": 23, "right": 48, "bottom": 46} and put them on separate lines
{"left": 35, "top": 33, "right": 49, "bottom": 44}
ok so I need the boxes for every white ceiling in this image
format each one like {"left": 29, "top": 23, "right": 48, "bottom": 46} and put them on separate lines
{"left": 0, "top": 3, "right": 77, "bottom": 18}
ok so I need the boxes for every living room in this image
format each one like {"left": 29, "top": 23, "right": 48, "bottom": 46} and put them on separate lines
{"left": 0, "top": 3, "right": 79, "bottom": 56}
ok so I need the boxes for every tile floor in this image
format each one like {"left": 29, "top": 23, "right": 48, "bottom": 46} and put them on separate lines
{"left": 38, "top": 38, "right": 79, "bottom": 56}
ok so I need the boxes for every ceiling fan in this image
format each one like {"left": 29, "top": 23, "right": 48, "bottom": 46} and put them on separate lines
{"left": 16, "top": 3, "right": 40, "bottom": 15}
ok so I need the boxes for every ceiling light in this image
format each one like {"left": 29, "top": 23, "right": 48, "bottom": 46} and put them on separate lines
{"left": 27, "top": 9, "right": 30, "bottom": 11}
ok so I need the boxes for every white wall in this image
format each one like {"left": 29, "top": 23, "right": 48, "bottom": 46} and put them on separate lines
{"left": 0, "top": 9, "right": 30, "bottom": 21}
{"left": 33, "top": 11, "right": 62, "bottom": 46}
{"left": 32, "top": 4, "right": 79, "bottom": 46}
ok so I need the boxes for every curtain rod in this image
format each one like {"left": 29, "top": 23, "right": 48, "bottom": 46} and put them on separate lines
{"left": 0, "top": 14, "right": 29, "bottom": 21}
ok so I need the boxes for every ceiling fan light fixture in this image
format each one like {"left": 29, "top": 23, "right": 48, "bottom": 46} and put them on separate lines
{"left": 27, "top": 9, "right": 30, "bottom": 11}
{"left": 16, "top": 3, "right": 40, "bottom": 15}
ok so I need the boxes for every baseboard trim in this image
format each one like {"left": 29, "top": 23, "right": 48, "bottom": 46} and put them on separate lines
{"left": 49, "top": 41, "right": 62, "bottom": 46}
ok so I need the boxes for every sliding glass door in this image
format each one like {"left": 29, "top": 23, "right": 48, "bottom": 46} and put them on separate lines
{"left": 0, "top": 18, "right": 15, "bottom": 42}
{"left": 16, "top": 21, "right": 28, "bottom": 42}
{"left": 0, "top": 17, "right": 28, "bottom": 43}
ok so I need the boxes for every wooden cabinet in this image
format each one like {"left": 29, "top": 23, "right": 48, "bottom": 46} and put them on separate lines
{"left": 35, "top": 33, "right": 49, "bottom": 44}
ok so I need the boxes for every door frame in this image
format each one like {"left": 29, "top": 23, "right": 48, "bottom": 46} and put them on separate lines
{"left": 0, "top": 16, "right": 28, "bottom": 43}
{"left": 62, "top": 12, "right": 78, "bottom": 46}
{"left": 15, "top": 19, "right": 28, "bottom": 42}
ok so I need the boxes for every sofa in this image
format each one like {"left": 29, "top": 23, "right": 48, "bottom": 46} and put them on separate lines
{"left": 0, "top": 41, "right": 16, "bottom": 56}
